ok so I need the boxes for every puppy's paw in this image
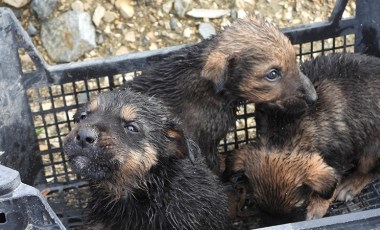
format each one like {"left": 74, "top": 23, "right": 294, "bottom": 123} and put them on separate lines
{"left": 306, "top": 195, "right": 331, "bottom": 220}
{"left": 335, "top": 174, "right": 374, "bottom": 202}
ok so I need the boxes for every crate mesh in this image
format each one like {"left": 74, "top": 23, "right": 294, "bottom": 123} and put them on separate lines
{"left": 27, "top": 33, "right": 375, "bottom": 229}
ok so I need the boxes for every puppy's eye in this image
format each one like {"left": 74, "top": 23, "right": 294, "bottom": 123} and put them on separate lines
{"left": 265, "top": 69, "right": 282, "bottom": 81}
{"left": 124, "top": 124, "right": 139, "bottom": 133}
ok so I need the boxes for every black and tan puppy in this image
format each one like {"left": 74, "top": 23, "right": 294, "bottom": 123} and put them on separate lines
{"left": 63, "top": 90, "right": 229, "bottom": 230}
{"left": 228, "top": 142, "right": 338, "bottom": 225}
{"left": 228, "top": 53, "right": 380, "bottom": 224}
{"left": 126, "top": 17, "right": 317, "bottom": 173}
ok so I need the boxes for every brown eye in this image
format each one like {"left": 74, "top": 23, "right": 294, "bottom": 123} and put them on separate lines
{"left": 265, "top": 69, "right": 282, "bottom": 81}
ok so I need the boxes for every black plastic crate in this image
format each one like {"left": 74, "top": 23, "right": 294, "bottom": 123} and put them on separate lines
{"left": 1, "top": 0, "right": 380, "bottom": 229}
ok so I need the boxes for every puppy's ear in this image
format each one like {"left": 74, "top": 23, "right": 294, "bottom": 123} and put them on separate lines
{"left": 166, "top": 121, "right": 198, "bottom": 163}
{"left": 304, "top": 156, "right": 338, "bottom": 200}
{"left": 201, "top": 52, "right": 230, "bottom": 93}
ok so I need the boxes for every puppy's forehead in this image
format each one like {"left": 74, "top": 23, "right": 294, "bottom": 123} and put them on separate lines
{"left": 120, "top": 104, "right": 137, "bottom": 121}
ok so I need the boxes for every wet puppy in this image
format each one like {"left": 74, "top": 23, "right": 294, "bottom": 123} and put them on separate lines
{"left": 228, "top": 53, "right": 380, "bottom": 224}
{"left": 63, "top": 90, "right": 229, "bottom": 230}
{"left": 228, "top": 143, "right": 338, "bottom": 225}
{"left": 126, "top": 17, "right": 317, "bottom": 173}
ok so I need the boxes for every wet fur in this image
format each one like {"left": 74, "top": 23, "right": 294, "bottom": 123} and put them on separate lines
{"left": 63, "top": 90, "right": 229, "bottom": 230}
{"left": 125, "top": 17, "right": 317, "bottom": 173}
{"left": 229, "top": 53, "right": 380, "bottom": 224}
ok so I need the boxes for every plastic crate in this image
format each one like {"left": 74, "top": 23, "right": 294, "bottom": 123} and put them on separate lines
{"left": 1, "top": 0, "right": 380, "bottom": 229}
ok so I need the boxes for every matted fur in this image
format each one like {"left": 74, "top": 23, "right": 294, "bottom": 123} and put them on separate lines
{"left": 63, "top": 90, "right": 229, "bottom": 230}
{"left": 227, "top": 143, "right": 338, "bottom": 224}
{"left": 243, "top": 53, "right": 380, "bottom": 224}
{"left": 125, "top": 17, "right": 317, "bottom": 173}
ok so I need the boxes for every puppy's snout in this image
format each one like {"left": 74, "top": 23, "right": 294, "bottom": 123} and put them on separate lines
{"left": 76, "top": 128, "right": 97, "bottom": 148}
{"left": 299, "top": 73, "right": 318, "bottom": 105}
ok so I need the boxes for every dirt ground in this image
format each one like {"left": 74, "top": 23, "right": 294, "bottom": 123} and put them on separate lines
{"left": 1, "top": 0, "right": 355, "bottom": 65}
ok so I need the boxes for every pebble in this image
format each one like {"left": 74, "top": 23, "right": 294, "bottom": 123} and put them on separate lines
{"left": 124, "top": 31, "right": 136, "bottom": 42}
{"left": 183, "top": 27, "right": 192, "bottom": 38}
{"left": 97, "top": 33, "right": 105, "bottom": 45}
{"left": 174, "top": 0, "right": 191, "bottom": 18}
{"left": 3, "top": 0, "right": 30, "bottom": 8}
{"left": 169, "top": 18, "right": 178, "bottom": 30}
{"left": 93, "top": 4, "right": 106, "bottom": 27}
{"left": 31, "top": 0, "right": 60, "bottom": 19}
{"left": 40, "top": 11, "right": 96, "bottom": 63}
{"left": 162, "top": 0, "right": 173, "bottom": 13}
{"left": 103, "top": 11, "right": 117, "bottom": 23}
{"left": 71, "top": 0, "right": 84, "bottom": 12}
{"left": 198, "top": 23, "right": 216, "bottom": 39}
{"left": 187, "top": 9, "right": 230, "bottom": 19}
{"left": 27, "top": 23, "right": 38, "bottom": 36}
{"left": 115, "top": 0, "right": 135, "bottom": 19}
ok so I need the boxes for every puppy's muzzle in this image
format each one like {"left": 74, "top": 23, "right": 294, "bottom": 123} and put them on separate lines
{"left": 299, "top": 73, "right": 318, "bottom": 105}
{"left": 75, "top": 128, "right": 98, "bottom": 148}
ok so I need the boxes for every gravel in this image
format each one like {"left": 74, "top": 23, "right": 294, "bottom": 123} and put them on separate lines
{"left": 0, "top": 0, "right": 356, "bottom": 65}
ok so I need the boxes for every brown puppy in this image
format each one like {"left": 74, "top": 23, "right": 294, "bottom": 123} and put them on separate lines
{"left": 126, "top": 17, "right": 317, "bottom": 173}
{"left": 63, "top": 90, "right": 230, "bottom": 230}
{"left": 228, "top": 143, "right": 338, "bottom": 225}
{"left": 227, "top": 53, "right": 380, "bottom": 225}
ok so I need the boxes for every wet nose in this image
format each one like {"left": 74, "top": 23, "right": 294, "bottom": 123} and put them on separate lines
{"left": 76, "top": 128, "right": 97, "bottom": 148}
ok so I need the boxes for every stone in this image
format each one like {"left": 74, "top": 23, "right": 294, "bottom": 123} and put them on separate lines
{"left": 103, "top": 11, "right": 117, "bottom": 23}
{"left": 93, "top": 4, "right": 106, "bottom": 27}
{"left": 27, "top": 23, "right": 38, "bottom": 36}
{"left": 3, "top": 0, "right": 30, "bottom": 8}
{"left": 115, "top": 0, "right": 134, "bottom": 19}
{"left": 124, "top": 31, "right": 136, "bottom": 42}
{"left": 41, "top": 11, "right": 96, "bottom": 63}
{"left": 174, "top": 0, "right": 191, "bottom": 18}
{"left": 187, "top": 9, "right": 229, "bottom": 19}
{"left": 169, "top": 18, "right": 178, "bottom": 30}
{"left": 198, "top": 22, "right": 216, "bottom": 39}
{"left": 115, "top": 46, "right": 129, "bottom": 55}
{"left": 183, "top": 27, "right": 192, "bottom": 38}
{"left": 162, "top": 0, "right": 173, "bottom": 13}
{"left": 31, "top": 0, "right": 59, "bottom": 19}
{"left": 71, "top": 0, "right": 84, "bottom": 11}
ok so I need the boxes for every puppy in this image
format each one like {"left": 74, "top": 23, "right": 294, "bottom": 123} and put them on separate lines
{"left": 63, "top": 90, "right": 229, "bottom": 230}
{"left": 229, "top": 53, "right": 380, "bottom": 224}
{"left": 228, "top": 143, "right": 338, "bottom": 225}
{"left": 126, "top": 17, "right": 317, "bottom": 173}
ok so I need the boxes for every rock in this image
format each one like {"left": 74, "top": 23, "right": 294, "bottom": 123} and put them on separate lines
{"left": 41, "top": 11, "right": 96, "bottom": 63}
{"left": 71, "top": 0, "right": 84, "bottom": 11}
{"left": 31, "top": 0, "right": 59, "bottom": 19}
{"left": 187, "top": 9, "right": 229, "bottom": 19}
{"left": 103, "top": 11, "right": 117, "bottom": 23}
{"left": 27, "top": 23, "right": 38, "bottom": 36}
{"left": 124, "top": 31, "right": 136, "bottom": 42}
{"left": 115, "top": 0, "right": 134, "bottom": 19}
{"left": 162, "top": 0, "right": 173, "bottom": 13}
{"left": 97, "top": 33, "right": 105, "bottom": 45}
{"left": 3, "top": 0, "right": 30, "bottom": 8}
{"left": 93, "top": 4, "right": 106, "bottom": 27}
{"left": 169, "top": 18, "right": 178, "bottom": 30}
{"left": 198, "top": 23, "right": 216, "bottom": 39}
{"left": 174, "top": 0, "right": 191, "bottom": 18}
{"left": 116, "top": 46, "right": 129, "bottom": 55}
{"left": 183, "top": 27, "right": 192, "bottom": 38}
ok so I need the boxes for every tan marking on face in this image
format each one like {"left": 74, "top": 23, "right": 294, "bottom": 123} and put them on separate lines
{"left": 306, "top": 193, "right": 335, "bottom": 220}
{"left": 88, "top": 98, "right": 100, "bottom": 112}
{"left": 120, "top": 105, "right": 137, "bottom": 121}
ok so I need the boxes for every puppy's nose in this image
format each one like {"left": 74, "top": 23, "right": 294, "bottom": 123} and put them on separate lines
{"left": 76, "top": 128, "right": 97, "bottom": 148}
